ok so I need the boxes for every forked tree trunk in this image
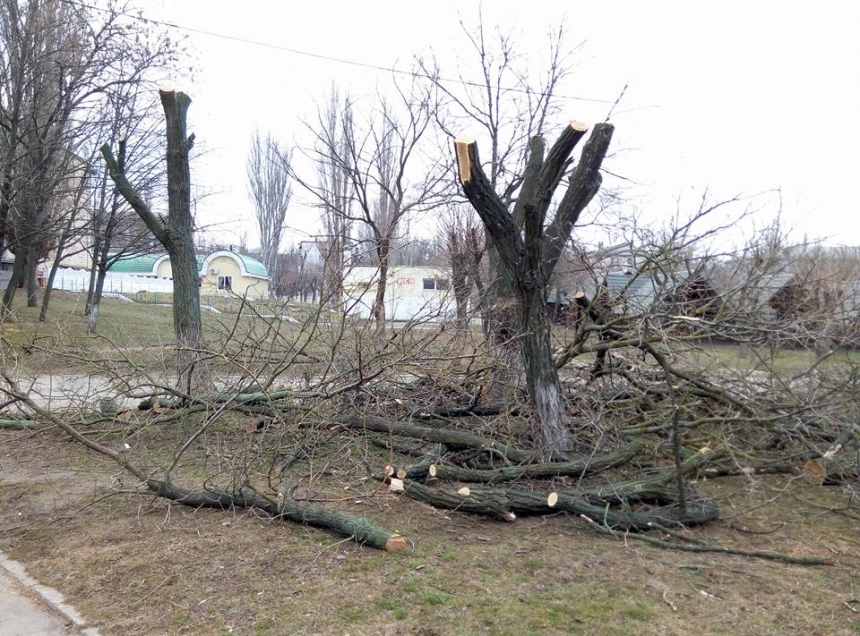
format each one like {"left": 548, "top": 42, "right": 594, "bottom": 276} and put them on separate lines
{"left": 454, "top": 122, "right": 614, "bottom": 458}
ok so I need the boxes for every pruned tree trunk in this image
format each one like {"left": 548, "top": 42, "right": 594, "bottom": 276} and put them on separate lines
{"left": 102, "top": 89, "right": 211, "bottom": 392}
{"left": 454, "top": 121, "right": 614, "bottom": 458}
{"left": 160, "top": 90, "right": 207, "bottom": 390}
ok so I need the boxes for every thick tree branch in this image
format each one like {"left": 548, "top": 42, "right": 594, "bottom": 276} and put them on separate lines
{"left": 530, "top": 121, "right": 589, "bottom": 226}
{"left": 100, "top": 139, "right": 167, "bottom": 245}
{"left": 542, "top": 123, "right": 614, "bottom": 278}
{"left": 511, "top": 135, "right": 545, "bottom": 230}
{"left": 454, "top": 137, "right": 521, "bottom": 273}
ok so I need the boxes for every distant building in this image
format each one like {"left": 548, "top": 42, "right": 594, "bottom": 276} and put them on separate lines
{"left": 109, "top": 250, "right": 269, "bottom": 298}
{"left": 343, "top": 265, "right": 456, "bottom": 322}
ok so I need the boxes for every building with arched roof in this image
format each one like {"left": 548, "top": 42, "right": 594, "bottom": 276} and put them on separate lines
{"left": 109, "top": 250, "right": 269, "bottom": 298}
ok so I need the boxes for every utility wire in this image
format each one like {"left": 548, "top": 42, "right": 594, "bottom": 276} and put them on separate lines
{"left": 58, "top": 0, "right": 620, "bottom": 105}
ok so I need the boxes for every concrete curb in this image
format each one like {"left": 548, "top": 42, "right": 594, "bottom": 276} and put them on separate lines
{"left": 0, "top": 550, "right": 99, "bottom": 635}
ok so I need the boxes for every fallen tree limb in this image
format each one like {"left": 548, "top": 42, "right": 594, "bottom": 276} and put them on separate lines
{"left": 367, "top": 435, "right": 438, "bottom": 458}
{"left": 8, "top": 378, "right": 405, "bottom": 551}
{"left": 389, "top": 479, "right": 718, "bottom": 530}
{"left": 403, "top": 445, "right": 446, "bottom": 480}
{"left": 416, "top": 402, "right": 516, "bottom": 419}
{"left": 336, "top": 415, "right": 533, "bottom": 463}
{"left": 400, "top": 480, "right": 517, "bottom": 521}
{"left": 570, "top": 447, "right": 725, "bottom": 506}
{"left": 412, "top": 441, "right": 642, "bottom": 484}
{"left": 145, "top": 480, "right": 405, "bottom": 551}
{"left": 466, "top": 485, "right": 718, "bottom": 529}
{"left": 0, "top": 418, "right": 36, "bottom": 429}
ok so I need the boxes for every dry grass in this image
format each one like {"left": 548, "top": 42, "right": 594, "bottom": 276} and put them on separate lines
{"left": 1, "top": 429, "right": 859, "bottom": 636}
{"left": 0, "top": 291, "right": 317, "bottom": 374}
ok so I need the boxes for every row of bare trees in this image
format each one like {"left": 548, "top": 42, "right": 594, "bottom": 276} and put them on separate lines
{"left": 0, "top": 0, "right": 179, "bottom": 327}
{"left": 7, "top": 2, "right": 859, "bottom": 468}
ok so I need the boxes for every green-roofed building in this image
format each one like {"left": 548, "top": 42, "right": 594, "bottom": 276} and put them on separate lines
{"left": 109, "top": 250, "right": 269, "bottom": 298}
{"left": 109, "top": 253, "right": 170, "bottom": 276}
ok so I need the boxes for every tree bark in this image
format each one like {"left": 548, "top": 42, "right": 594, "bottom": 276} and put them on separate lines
{"left": 372, "top": 238, "right": 390, "bottom": 333}
{"left": 407, "top": 441, "right": 641, "bottom": 484}
{"left": 145, "top": 479, "right": 405, "bottom": 551}
{"left": 336, "top": 415, "right": 534, "bottom": 463}
{"left": 40, "top": 205, "right": 79, "bottom": 322}
{"left": 101, "top": 89, "right": 210, "bottom": 391}
{"left": 0, "top": 168, "right": 11, "bottom": 254}
{"left": 2, "top": 248, "right": 25, "bottom": 313}
{"left": 87, "top": 266, "right": 107, "bottom": 333}
{"left": 25, "top": 244, "right": 37, "bottom": 308}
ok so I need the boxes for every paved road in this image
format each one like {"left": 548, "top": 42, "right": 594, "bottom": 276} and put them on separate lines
{"left": 0, "top": 567, "right": 73, "bottom": 635}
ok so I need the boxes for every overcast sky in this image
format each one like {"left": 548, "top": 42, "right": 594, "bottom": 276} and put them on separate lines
{"left": 143, "top": 1, "right": 860, "bottom": 251}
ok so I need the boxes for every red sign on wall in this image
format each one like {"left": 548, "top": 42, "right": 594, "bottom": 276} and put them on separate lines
{"left": 395, "top": 277, "right": 415, "bottom": 285}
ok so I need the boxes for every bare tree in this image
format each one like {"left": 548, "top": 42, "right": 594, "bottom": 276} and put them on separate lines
{"left": 438, "top": 205, "right": 484, "bottom": 332}
{"left": 84, "top": 83, "right": 164, "bottom": 332}
{"left": 298, "top": 79, "right": 444, "bottom": 331}
{"left": 416, "top": 16, "right": 586, "bottom": 416}
{"left": 247, "top": 129, "right": 292, "bottom": 287}
{"left": 315, "top": 88, "right": 353, "bottom": 307}
{"left": 102, "top": 89, "right": 209, "bottom": 391}
{"left": 0, "top": 0, "right": 179, "bottom": 313}
{"left": 39, "top": 154, "right": 90, "bottom": 322}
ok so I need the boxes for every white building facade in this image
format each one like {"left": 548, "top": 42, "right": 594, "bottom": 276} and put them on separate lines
{"left": 342, "top": 265, "right": 456, "bottom": 322}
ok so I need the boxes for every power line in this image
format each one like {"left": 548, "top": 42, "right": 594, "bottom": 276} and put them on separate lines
{"left": 57, "top": 0, "right": 619, "bottom": 105}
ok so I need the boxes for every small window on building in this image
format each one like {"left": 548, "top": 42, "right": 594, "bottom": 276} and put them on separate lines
{"left": 218, "top": 275, "right": 233, "bottom": 291}
{"left": 423, "top": 278, "right": 450, "bottom": 291}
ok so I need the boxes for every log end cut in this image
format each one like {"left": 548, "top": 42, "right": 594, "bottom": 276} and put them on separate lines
{"left": 384, "top": 534, "right": 407, "bottom": 551}
{"left": 454, "top": 137, "right": 476, "bottom": 184}
{"left": 547, "top": 492, "right": 559, "bottom": 508}
{"left": 569, "top": 120, "right": 590, "bottom": 132}
{"left": 388, "top": 478, "right": 405, "bottom": 493}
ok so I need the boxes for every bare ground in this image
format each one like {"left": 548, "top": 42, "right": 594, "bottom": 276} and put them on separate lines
{"left": 1, "top": 429, "right": 859, "bottom": 636}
